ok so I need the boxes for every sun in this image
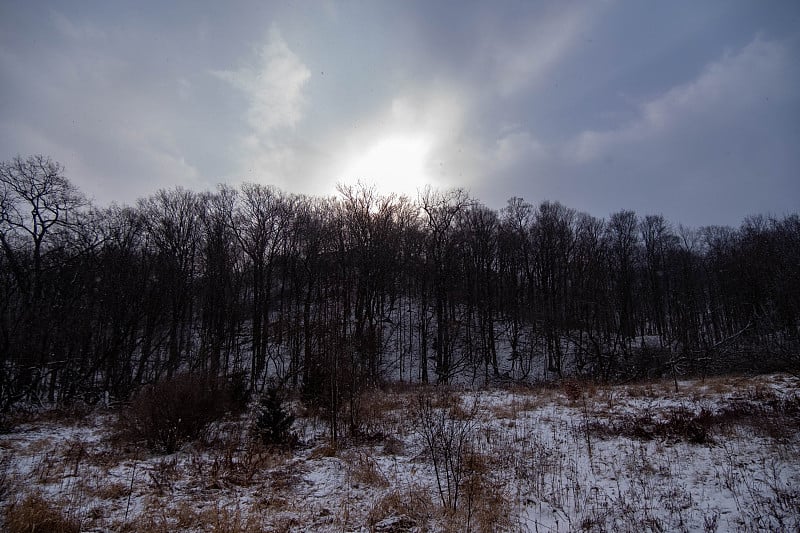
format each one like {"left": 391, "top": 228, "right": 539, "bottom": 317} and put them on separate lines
{"left": 340, "top": 133, "right": 433, "bottom": 198}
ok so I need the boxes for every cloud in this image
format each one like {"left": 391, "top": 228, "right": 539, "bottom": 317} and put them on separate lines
{"left": 2, "top": 2, "right": 796, "bottom": 228}
{"left": 484, "top": 5, "right": 596, "bottom": 97}
{"left": 49, "top": 10, "right": 107, "bottom": 42}
{"left": 307, "top": 85, "right": 469, "bottom": 197}
{"left": 213, "top": 27, "right": 312, "bottom": 188}
{"left": 490, "top": 128, "right": 549, "bottom": 172}
{"left": 214, "top": 27, "right": 311, "bottom": 134}
{"left": 0, "top": 11, "right": 210, "bottom": 203}
{"left": 567, "top": 37, "right": 794, "bottom": 164}
{"left": 468, "top": 36, "right": 799, "bottom": 225}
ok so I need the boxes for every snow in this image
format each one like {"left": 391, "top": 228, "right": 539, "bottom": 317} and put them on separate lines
{"left": 1, "top": 373, "right": 798, "bottom": 531}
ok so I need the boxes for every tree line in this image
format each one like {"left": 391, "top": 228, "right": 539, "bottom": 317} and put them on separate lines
{"left": 1, "top": 154, "right": 798, "bottom": 416}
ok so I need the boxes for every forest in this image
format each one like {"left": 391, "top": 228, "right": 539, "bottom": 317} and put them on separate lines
{"left": 2, "top": 154, "right": 799, "bottom": 419}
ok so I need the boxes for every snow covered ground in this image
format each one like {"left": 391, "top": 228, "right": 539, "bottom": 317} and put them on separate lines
{"left": 1, "top": 373, "right": 798, "bottom": 532}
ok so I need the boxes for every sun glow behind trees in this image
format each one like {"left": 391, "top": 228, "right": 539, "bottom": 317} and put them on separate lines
{"left": 339, "top": 133, "right": 435, "bottom": 199}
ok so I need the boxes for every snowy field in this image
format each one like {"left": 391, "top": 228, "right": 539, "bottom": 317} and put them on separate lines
{"left": 1, "top": 373, "right": 798, "bottom": 532}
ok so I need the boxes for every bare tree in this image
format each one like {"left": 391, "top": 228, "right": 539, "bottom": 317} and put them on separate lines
{"left": 498, "top": 197, "right": 534, "bottom": 378}
{"left": 197, "top": 187, "right": 244, "bottom": 377}
{"left": 530, "top": 201, "right": 576, "bottom": 377}
{"left": 0, "top": 155, "right": 87, "bottom": 406}
{"left": 228, "top": 183, "right": 292, "bottom": 391}
{"left": 415, "top": 391, "right": 479, "bottom": 512}
{"left": 639, "top": 215, "right": 674, "bottom": 338}
{"left": 138, "top": 188, "right": 202, "bottom": 379}
{"left": 0, "top": 155, "right": 86, "bottom": 301}
{"left": 569, "top": 212, "right": 608, "bottom": 375}
{"left": 605, "top": 210, "right": 640, "bottom": 359}
{"left": 458, "top": 203, "right": 500, "bottom": 381}
{"left": 419, "top": 187, "right": 472, "bottom": 383}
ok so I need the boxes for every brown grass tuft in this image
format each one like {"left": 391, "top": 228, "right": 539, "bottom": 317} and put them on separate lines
{"left": 562, "top": 379, "right": 584, "bottom": 403}
{"left": 367, "top": 485, "right": 433, "bottom": 531}
{"left": 5, "top": 493, "right": 80, "bottom": 533}
{"left": 309, "top": 443, "right": 338, "bottom": 459}
{"left": 84, "top": 480, "right": 129, "bottom": 500}
{"left": 343, "top": 450, "right": 389, "bottom": 488}
{"left": 382, "top": 435, "right": 405, "bottom": 456}
{"left": 458, "top": 452, "right": 513, "bottom": 533}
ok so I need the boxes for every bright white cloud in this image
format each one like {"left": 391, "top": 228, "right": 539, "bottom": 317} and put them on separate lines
{"left": 213, "top": 27, "right": 312, "bottom": 189}
{"left": 214, "top": 27, "right": 311, "bottom": 135}
{"left": 341, "top": 134, "right": 433, "bottom": 198}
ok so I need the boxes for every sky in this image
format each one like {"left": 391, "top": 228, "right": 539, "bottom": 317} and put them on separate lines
{"left": 1, "top": 1, "right": 798, "bottom": 227}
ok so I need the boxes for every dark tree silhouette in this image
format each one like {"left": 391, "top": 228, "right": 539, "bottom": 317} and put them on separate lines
{"left": 1, "top": 154, "right": 798, "bottom": 416}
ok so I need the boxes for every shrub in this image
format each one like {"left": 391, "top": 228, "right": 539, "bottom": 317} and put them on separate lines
{"left": 223, "top": 370, "right": 251, "bottom": 413}
{"left": 121, "top": 373, "right": 243, "bottom": 453}
{"left": 414, "top": 391, "right": 479, "bottom": 512}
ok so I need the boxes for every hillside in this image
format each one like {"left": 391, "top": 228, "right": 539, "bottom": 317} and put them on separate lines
{"left": 2, "top": 373, "right": 798, "bottom": 532}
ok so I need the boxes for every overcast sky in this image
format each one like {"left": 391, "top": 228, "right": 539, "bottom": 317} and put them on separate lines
{"left": 1, "top": 1, "right": 798, "bottom": 227}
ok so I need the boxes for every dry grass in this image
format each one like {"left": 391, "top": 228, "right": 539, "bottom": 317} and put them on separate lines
{"left": 587, "top": 390, "right": 800, "bottom": 444}
{"left": 487, "top": 403, "right": 518, "bottom": 420}
{"left": 360, "top": 388, "right": 411, "bottom": 422}
{"left": 561, "top": 379, "right": 584, "bottom": 403}
{"left": 181, "top": 440, "right": 292, "bottom": 492}
{"left": 5, "top": 493, "right": 80, "bottom": 533}
{"left": 488, "top": 382, "right": 572, "bottom": 416}
{"left": 343, "top": 450, "right": 389, "bottom": 488}
{"left": 170, "top": 503, "right": 265, "bottom": 533}
{"left": 309, "top": 443, "right": 338, "bottom": 459}
{"left": 82, "top": 479, "right": 129, "bottom": 500}
{"left": 25, "top": 436, "right": 54, "bottom": 454}
{"left": 116, "top": 497, "right": 208, "bottom": 533}
{"left": 13, "top": 403, "right": 95, "bottom": 427}
{"left": 62, "top": 437, "right": 89, "bottom": 476}
{"left": 382, "top": 435, "right": 405, "bottom": 456}
{"left": 267, "top": 464, "right": 303, "bottom": 492}
{"left": 350, "top": 389, "right": 412, "bottom": 445}
{"left": 456, "top": 452, "right": 513, "bottom": 533}
{"left": 587, "top": 407, "right": 711, "bottom": 443}
{"left": 2, "top": 373, "right": 797, "bottom": 532}
{"left": 500, "top": 393, "right": 551, "bottom": 418}
{"left": 0, "top": 452, "right": 11, "bottom": 502}
{"left": 32, "top": 451, "right": 62, "bottom": 484}
{"left": 367, "top": 485, "right": 433, "bottom": 532}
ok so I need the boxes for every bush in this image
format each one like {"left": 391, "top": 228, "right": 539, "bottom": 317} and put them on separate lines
{"left": 414, "top": 391, "right": 479, "bottom": 512}
{"left": 225, "top": 371, "right": 251, "bottom": 413}
{"left": 121, "top": 373, "right": 244, "bottom": 453}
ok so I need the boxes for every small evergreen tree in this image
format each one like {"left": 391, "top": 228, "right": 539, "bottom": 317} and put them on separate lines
{"left": 253, "top": 385, "right": 296, "bottom": 448}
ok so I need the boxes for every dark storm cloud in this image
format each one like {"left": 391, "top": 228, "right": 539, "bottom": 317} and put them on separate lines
{"left": 473, "top": 36, "right": 800, "bottom": 226}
